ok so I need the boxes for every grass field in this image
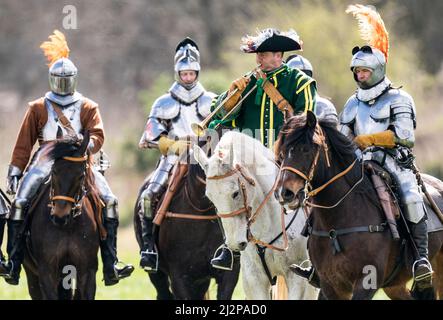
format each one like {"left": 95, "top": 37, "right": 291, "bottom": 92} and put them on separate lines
{"left": 0, "top": 227, "right": 390, "bottom": 300}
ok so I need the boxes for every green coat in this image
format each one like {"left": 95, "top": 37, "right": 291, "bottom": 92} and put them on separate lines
{"left": 210, "top": 64, "right": 317, "bottom": 148}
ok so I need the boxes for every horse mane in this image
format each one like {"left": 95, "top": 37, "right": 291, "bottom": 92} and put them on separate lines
{"left": 276, "top": 114, "right": 356, "bottom": 164}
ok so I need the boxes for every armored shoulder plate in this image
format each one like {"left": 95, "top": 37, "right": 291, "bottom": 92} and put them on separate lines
{"left": 340, "top": 95, "right": 358, "bottom": 125}
{"left": 197, "top": 91, "right": 216, "bottom": 118}
{"left": 149, "top": 94, "right": 181, "bottom": 120}
{"left": 386, "top": 88, "right": 416, "bottom": 117}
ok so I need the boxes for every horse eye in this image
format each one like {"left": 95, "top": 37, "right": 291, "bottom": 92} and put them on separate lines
{"left": 232, "top": 191, "right": 239, "bottom": 199}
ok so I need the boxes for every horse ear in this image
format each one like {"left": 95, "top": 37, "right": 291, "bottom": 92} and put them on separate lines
{"left": 193, "top": 144, "right": 209, "bottom": 174}
{"left": 79, "top": 130, "right": 90, "bottom": 154}
{"left": 56, "top": 126, "right": 63, "bottom": 139}
{"left": 306, "top": 110, "right": 317, "bottom": 128}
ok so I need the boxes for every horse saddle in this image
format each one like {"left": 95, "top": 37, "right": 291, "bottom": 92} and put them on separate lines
{"left": 365, "top": 161, "right": 443, "bottom": 235}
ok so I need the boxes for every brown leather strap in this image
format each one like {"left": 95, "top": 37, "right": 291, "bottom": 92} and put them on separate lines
{"left": 51, "top": 195, "right": 76, "bottom": 203}
{"left": 49, "top": 101, "right": 76, "bottom": 134}
{"left": 261, "top": 78, "right": 294, "bottom": 116}
{"left": 153, "top": 163, "right": 188, "bottom": 226}
{"left": 165, "top": 212, "right": 218, "bottom": 220}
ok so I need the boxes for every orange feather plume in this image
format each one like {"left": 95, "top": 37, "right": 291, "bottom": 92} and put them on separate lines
{"left": 346, "top": 4, "right": 389, "bottom": 62}
{"left": 39, "top": 30, "right": 70, "bottom": 67}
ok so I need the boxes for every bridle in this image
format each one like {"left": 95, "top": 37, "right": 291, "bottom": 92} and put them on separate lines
{"left": 49, "top": 154, "right": 88, "bottom": 218}
{"left": 207, "top": 163, "right": 289, "bottom": 251}
{"left": 280, "top": 124, "right": 364, "bottom": 210}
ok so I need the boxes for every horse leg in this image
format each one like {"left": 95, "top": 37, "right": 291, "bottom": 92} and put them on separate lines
{"left": 38, "top": 274, "right": 60, "bottom": 300}
{"left": 351, "top": 278, "right": 377, "bottom": 300}
{"left": 319, "top": 281, "right": 351, "bottom": 300}
{"left": 171, "top": 274, "right": 210, "bottom": 300}
{"left": 383, "top": 284, "right": 412, "bottom": 300}
{"left": 148, "top": 271, "right": 174, "bottom": 300}
{"left": 433, "top": 248, "right": 443, "bottom": 300}
{"left": 75, "top": 269, "right": 97, "bottom": 300}
{"left": 285, "top": 271, "right": 319, "bottom": 300}
{"left": 241, "top": 265, "right": 271, "bottom": 299}
{"left": 215, "top": 272, "right": 240, "bottom": 300}
{"left": 215, "top": 260, "right": 240, "bottom": 300}
{"left": 23, "top": 269, "right": 42, "bottom": 300}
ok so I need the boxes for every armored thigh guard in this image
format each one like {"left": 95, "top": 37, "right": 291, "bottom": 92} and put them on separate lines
{"left": 383, "top": 156, "right": 425, "bottom": 223}
{"left": 11, "top": 160, "right": 53, "bottom": 221}
{"left": 93, "top": 168, "right": 119, "bottom": 219}
{"left": 140, "top": 155, "right": 177, "bottom": 219}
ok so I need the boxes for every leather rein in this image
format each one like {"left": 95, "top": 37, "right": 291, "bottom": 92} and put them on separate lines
{"left": 280, "top": 124, "right": 364, "bottom": 212}
{"left": 207, "top": 164, "right": 289, "bottom": 252}
{"left": 49, "top": 154, "right": 88, "bottom": 218}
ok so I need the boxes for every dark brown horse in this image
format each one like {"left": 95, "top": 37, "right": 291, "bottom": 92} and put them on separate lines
{"left": 275, "top": 111, "right": 443, "bottom": 300}
{"left": 134, "top": 149, "right": 240, "bottom": 300}
{"left": 23, "top": 131, "right": 100, "bottom": 299}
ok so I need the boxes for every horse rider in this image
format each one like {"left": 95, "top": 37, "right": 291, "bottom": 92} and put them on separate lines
{"left": 285, "top": 54, "right": 338, "bottom": 124}
{"left": 209, "top": 28, "right": 318, "bottom": 271}
{"left": 293, "top": 4, "right": 433, "bottom": 290}
{"left": 0, "top": 30, "right": 134, "bottom": 286}
{"left": 137, "top": 37, "right": 216, "bottom": 272}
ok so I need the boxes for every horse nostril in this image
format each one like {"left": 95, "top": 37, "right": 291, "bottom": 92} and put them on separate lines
{"left": 239, "top": 242, "right": 247, "bottom": 251}
{"left": 281, "top": 188, "right": 295, "bottom": 202}
{"left": 51, "top": 215, "right": 69, "bottom": 226}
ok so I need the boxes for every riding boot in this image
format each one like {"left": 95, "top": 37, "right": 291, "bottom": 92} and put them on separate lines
{"left": 210, "top": 244, "right": 240, "bottom": 271}
{"left": 409, "top": 218, "right": 433, "bottom": 289}
{"left": 140, "top": 216, "right": 159, "bottom": 273}
{"left": 0, "top": 216, "right": 5, "bottom": 263}
{"left": 290, "top": 264, "right": 321, "bottom": 288}
{"left": 0, "top": 219, "right": 25, "bottom": 285}
{"left": 100, "top": 217, "right": 134, "bottom": 286}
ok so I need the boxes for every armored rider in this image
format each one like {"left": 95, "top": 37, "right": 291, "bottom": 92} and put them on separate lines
{"left": 138, "top": 37, "right": 215, "bottom": 272}
{"left": 0, "top": 30, "right": 134, "bottom": 286}
{"left": 293, "top": 4, "right": 433, "bottom": 290}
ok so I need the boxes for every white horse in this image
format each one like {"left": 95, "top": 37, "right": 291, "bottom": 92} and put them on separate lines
{"left": 193, "top": 131, "right": 318, "bottom": 300}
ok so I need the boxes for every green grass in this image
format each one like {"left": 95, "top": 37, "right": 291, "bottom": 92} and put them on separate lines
{"left": 0, "top": 251, "right": 246, "bottom": 300}
{"left": 0, "top": 228, "right": 391, "bottom": 300}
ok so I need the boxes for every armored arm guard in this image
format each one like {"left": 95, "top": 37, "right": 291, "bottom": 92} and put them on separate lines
{"left": 139, "top": 94, "right": 179, "bottom": 148}
{"left": 389, "top": 89, "right": 416, "bottom": 148}
{"left": 339, "top": 96, "right": 358, "bottom": 140}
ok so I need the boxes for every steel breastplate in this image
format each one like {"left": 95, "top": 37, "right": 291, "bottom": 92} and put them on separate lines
{"left": 41, "top": 98, "right": 83, "bottom": 141}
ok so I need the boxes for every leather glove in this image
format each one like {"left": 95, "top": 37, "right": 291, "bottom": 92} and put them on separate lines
{"left": 6, "top": 165, "right": 22, "bottom": 195}
{"left": 158, "top": 136, "right": 190, "bottom": 156}
{"left": 224, "top": 77, "right": 250, "bottom": 112}
{"left": 354, "top": 130, "right": 396, "bottom": 150}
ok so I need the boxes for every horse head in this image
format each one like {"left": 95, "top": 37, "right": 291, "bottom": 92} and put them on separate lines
{"left": 49, "top": 128, "right": 90, "bottom": 226}
{"left": 275, "top": 111, "right": 355, "bottom": 210}
{"left": 194, "top": 131, "right": 279, "bottom": 252}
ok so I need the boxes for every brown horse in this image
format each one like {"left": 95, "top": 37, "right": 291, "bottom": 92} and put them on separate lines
{"left": 22, "top": 131, "right": 100, "bottom": 299}
{"left": 275, "top": 111, "right": 443, "bottom": 300}
{"left": 134, "top": 149, "right": 240, "bottom": 300}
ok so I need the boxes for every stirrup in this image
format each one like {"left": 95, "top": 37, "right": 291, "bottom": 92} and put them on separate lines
{"left": 412, "top": 258, "right": 433, "bottom": 284}
{"left": 211, "top": 245, "right": 234, "bottom": 271}
{"left": 140, "top": 249, "right": 159, "bottom": 273}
